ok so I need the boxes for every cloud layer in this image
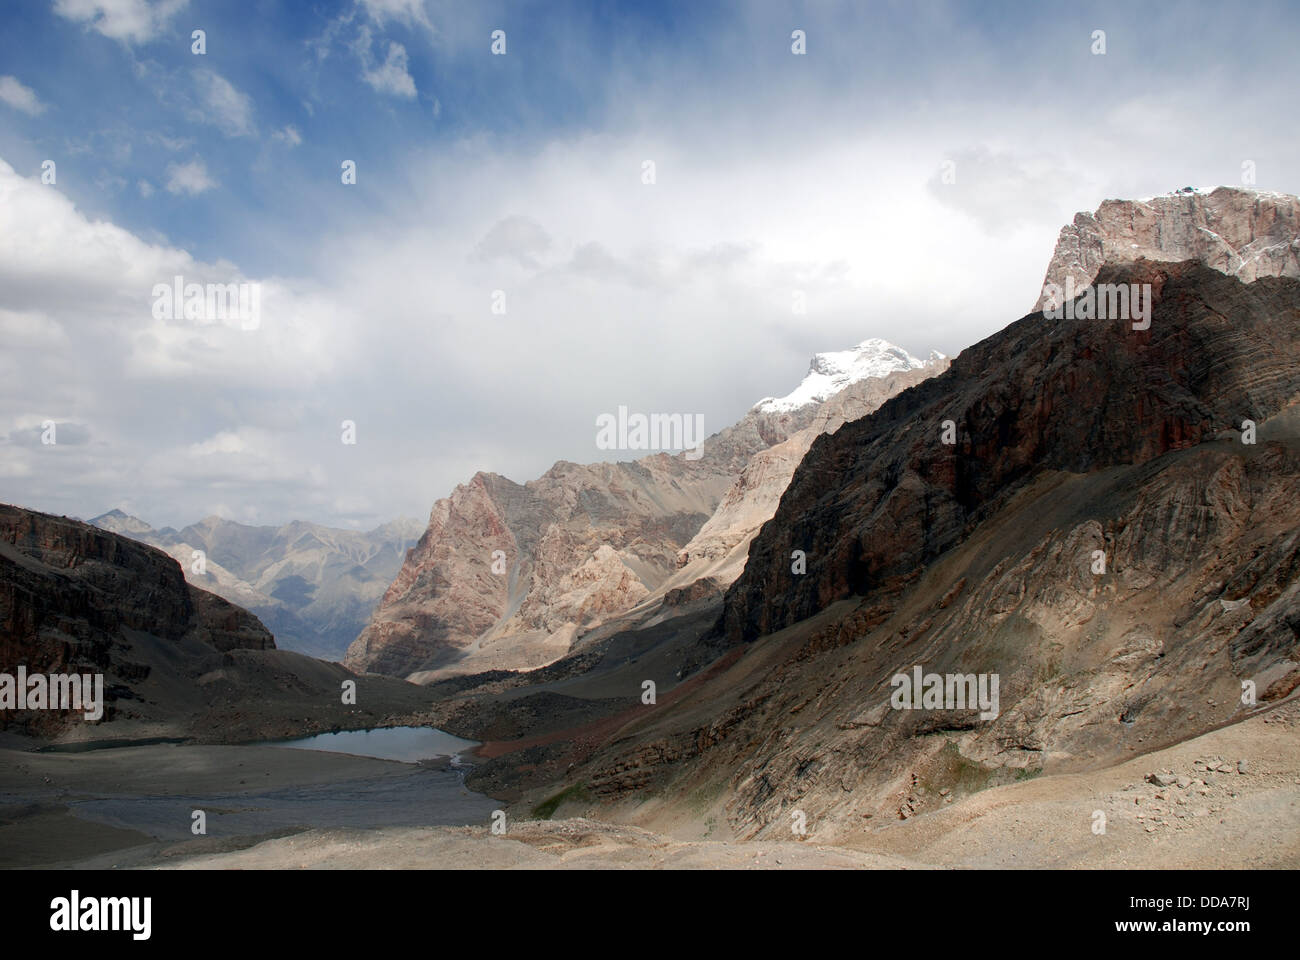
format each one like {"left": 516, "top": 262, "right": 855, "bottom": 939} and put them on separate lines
{"left": 2, "top": 1, "right": 1299, "bottom": 530}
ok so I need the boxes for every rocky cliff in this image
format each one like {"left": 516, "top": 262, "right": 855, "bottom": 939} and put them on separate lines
{"left": 348, "top": 341, "right": 945, "bottom": 680}
{"left": 89, "top": 511, "right": 422, "bottom": 660}
{"left": 665, "top": 357, "right": 948, "bottom": 592}
{"left": 346, "top": 409, "right": 813, "bottom": 679}
{"left": 565, "top": 261, "right": 1300, "bottom": 841}
{"left": 1034, "top": 186, "right": 1300, "bottom": 311}
{"left": 724, "top": 260, "right": 1300, "bottom": 644}
{"left": 0, "top": 504, "right": 271, "bottom": 735}
{"left": 1, "top": 505, "right": 439, "bottom": 740}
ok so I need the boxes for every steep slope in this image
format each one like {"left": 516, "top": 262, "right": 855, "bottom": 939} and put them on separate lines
{"left": 88, "top": 511, "right": 422, "bottom": 660}
{"left": 485, "top": 261, "right": 1300, "bottom": 844}
{"left": 1, "top": 505, "right": 439, "bottom": 742}
{"left": 1, "top": 504, "right": 270, "bottom": 736}
{"left": 1034, "top": 186, "right": 1300, "bottom": 311}
{"left": 666, "top": 356, "right": 948, "bottom": 594}
{"left": 350, "top": 340, "right": 945, "bottom": 680}
{"left": 724, "top": 260, "right": 1300, "bottom": 644}
{"left": 346, "top": 409, "right": 813, "bottom": 679}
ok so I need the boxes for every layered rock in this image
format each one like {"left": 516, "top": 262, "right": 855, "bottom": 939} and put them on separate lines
{"left": 0, "top": 504, "right": 272, "bottom": 735}
{"left": 666, "top": 357, "right": 948, "bottom": 591}
{"left": 349, "top": 341, "right": 945, "bottom": 680}
{"left": 347, "top": 410, "right": 811, "bottom": 679}
{"left": 1034, "top": 186, "right": 1300, "bottom": 311}
{"left": 724, "top": 260, "right": 1300, "bottom": 644}
{"left": 1, "top": 504, "right": 443, "bottom": 741}
{"left": 572, "top": 261, "right": 1300, "bottom": 842}
{"left": 89, "top": 510, "right": 422, "bottom": 660}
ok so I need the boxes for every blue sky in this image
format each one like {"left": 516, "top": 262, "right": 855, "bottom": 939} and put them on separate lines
{"left": 2, "top": 0, "right": 1299, "bottom": 529}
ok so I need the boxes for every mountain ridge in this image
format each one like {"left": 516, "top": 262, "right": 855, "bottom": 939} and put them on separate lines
{"left": 86, "top": 510, "right": 422, "bottom": 660}
{"left": 348, "top": 337, "right": 945, "bottom": 679}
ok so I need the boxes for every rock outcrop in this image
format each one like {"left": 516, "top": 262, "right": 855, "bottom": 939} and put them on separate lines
{"left": 0, "top": 504, "right": 271, "bottom": 734}
{"left": 666, "top": 357, "right": 948, "bottom": 591}
{"left": 1034, "top": 186, "right": 1300, "bottom": 311}
{"left": 88, "top": 510, "right": 422, "bottom": 660}
{"left": 1, "top": 505, "right": 439, "bottom": 741}
{"left": 349, "top": 341, "right": 945, "bottom": 680}
{"left": 563, "top": 260, "right": 1300, "bottom": 843}
{"left": 346, "top": 410, "right": 812, "bottom": 679}
{"left": 724, "top": 260, "right": 1300, "bottom": 645}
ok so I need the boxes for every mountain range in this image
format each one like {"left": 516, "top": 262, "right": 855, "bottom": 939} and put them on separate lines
{"left": 4, "top": 185, "right": 1298, "bottom": 865}
{"left": 87, "top": 511, "right": 422, "bottom": 660}
{"left": 346, "top": 339, "right": 948, "bottom": 679}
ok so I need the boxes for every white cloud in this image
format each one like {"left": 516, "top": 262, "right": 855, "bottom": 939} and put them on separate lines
{"left": 362, "top": 41, "right": 417, "bottom": 98}
{"left": 163, "top": 157, "right": 216, "bottom": 195}
{"left": 7, "top": 2, "right": 1300, "bottom": 531}
{"left": 137, "top": 178, "right": 154, "bottom": 197}
{"left": 0, "top": 76, "right": 45, "bottom": 116}
{"left": 926, "top": 146, "right": 1087, "bottom": 235}
{"left": 191, "top": 70, "right": 255, "bottom": 137}
{"left": 474, "top": 216, "right": 553, "bottom": 268}
{"left": 52, "top": 0, "right": 188, "bottom": 45}
{"left": 0, "top": 157, "right": 345, "bottom": 525}
{"left": 272, "top": 124, "right": 302, "bottom": 147}
{"left": 358, "top": 0, "right": 432, "bottom": 29}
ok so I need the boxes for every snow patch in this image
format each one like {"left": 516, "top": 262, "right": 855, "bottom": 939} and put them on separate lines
{"left": 754, "top": 338, "right": 941, "bottom": 413}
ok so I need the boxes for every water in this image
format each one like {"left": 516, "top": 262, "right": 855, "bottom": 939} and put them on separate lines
{"left": 270, "top": 725, "right": 479, "bottom": 764}
{"left": 22, "top": 728, "right": 499, "bottom": 851}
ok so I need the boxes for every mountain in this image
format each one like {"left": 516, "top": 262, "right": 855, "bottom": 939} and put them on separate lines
{"left": 86, "top": 511, "right": 423, "bottom": 660}
{"left": 0, "top": 504, "right": 444, "bottom": 741}
{"left": 1033, "top": 186, "right": 1300, "bottom": 311}
{"left": 348, "top": 339, "right": 945, "bottom": 680}
{"left": 560, "top": 257, "right": 1300, "bottom": 839}
{"left": 411, "top": 192, "right": 1300, "bottom": 850}
{"left": 754, "top": 339, "right": 945, "bottom": 412}
{"left": 1, "top": 504, "right": 269, "bottom": 737}
{"left": 662, "top": 355, "right": 948, "bottom": 595}
{"left": 346, "top": 410, "right": 814, "bottom": 679}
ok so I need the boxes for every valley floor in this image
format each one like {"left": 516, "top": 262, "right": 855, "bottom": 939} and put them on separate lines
{"left": 165, "top": 700, "right": 1300, "bottom": 869}
{"left": 5, "top": 700, "right": 1289, "bottom": 870}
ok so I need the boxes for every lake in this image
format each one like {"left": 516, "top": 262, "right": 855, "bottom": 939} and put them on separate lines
{"left": 270, "top": 725, "right": 480, "bottom": 763}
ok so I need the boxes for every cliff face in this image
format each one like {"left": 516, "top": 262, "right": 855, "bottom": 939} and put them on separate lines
{"left": 0, "top": 504, "right": 450, "bottom": 742}
{"left": 348, "top": 340, "right": 948, "bottom": 681}
{"left": 346, "top": 408, "right": 818, "bottom": 678}
{"left": 89, "top": 511, "right": 422, "bottom": 661}
{"left": 567, "top": 262, "right": 1300, "bottom": 841}
{"left": 665, "top": 360, "right": 948, "bottom": 592}
{"left": 722, "top": 261, "right": 1300, "bottom": 645}
{"left": 0, "top": 504, "right": 273, "bottom": 734}
{"left": 1034, "top": 187, "right": 1300, "bottom": 311}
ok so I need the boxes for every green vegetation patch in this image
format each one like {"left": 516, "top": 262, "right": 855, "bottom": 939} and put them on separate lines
{"left": 530, "top": 782, "right": 591, "bottom": 820}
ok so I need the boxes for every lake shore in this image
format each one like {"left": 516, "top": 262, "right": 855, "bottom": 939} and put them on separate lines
{"left": 0, "top": 740, "right": 500, "bottom": 868}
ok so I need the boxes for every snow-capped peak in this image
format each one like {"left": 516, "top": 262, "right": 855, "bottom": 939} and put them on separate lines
{"left": 754, "top": 338, "right": 942, "bottom": 413}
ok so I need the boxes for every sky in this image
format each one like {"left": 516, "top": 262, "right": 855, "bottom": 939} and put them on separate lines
{"left": 1, "top": 0, "right": 1298, "bottom": 530}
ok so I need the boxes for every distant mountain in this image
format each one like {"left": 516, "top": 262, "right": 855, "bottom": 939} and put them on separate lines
{"left": 349, "top": 338, "right": 944, "bottom": 680}
{"left": 1, "top": 504, "right": 443, "bottom": 742}
{"left": 86, "top": 511, "right": 422, "bottom": 660}
{"left": 755, "top": 339, "right": 945, "bottom": 412}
